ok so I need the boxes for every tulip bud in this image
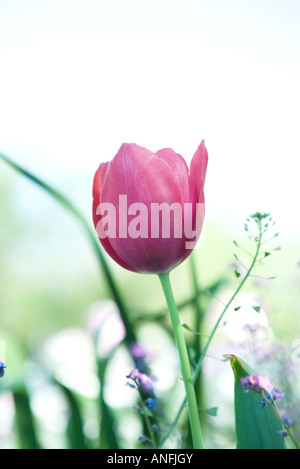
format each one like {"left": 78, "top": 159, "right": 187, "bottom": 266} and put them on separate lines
{"left": 92, "top": 141, "right": 208, "bottom": 274}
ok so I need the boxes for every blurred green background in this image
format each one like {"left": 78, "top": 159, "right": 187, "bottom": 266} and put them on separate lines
{"left": 1, "top": 157, "right": 300, "bottom": 448}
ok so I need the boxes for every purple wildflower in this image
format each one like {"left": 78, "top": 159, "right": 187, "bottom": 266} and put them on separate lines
{"left": 132, "top": 405, "right": 141, "bottom": 411}
{"left": 248, "top": 375, "right": 261, "bottom": 387}
{"left": 277, "top": 430, "right": 288, "bottom": 438}
{"left": 127, "top": 369, "right": 141, "bottom": 380}
{"left": 240, "top": 374, "right": 286, "bottom": 406}
{"left": 145, "top": 398, "right": 157, "bottom": 409}
{"left": 138, "top": 373, "right": 153, "bottom": 392}
{"left": 282, "top": 417, "right": 292, "bottom": 427}
{"left": 130, "top": 343, "right": 150, "bottom": 359}
{"left": 138, "top": 435, "right": 150, "bottom": 443}
{"left": 273, "top": 388, "right": 285, "bottom": 401}
{"left": 240, "top": 376, "right": 250, "bottom": 391}
{"left": 126, "top": 368, "right": 154, "bottom": 393}
{"left": 240, "top": 374, "right": 273, "bottom": 393}
{"left": 256, "top": 376, "right": 273, "bottom": 394}
{"left": 240, "top": 374, "right": 273, "bottom": 392}
{"left": 0, "top": 361, "right": 6, "bottom": 378}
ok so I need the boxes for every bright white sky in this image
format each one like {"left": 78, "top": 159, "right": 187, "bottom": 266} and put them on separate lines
{"left": 0, "top": 0, "right": 300, "bottom": 239}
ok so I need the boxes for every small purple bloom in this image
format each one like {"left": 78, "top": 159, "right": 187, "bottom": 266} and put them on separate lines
{"left": 145, "top": 398, "right": 157, "bottom": 409}
{"left": 272, "top": 388, "right": 285, "bottom": 401}
{"left": 256, "top": 375, "right": 273, "bottom": 394}
{"left": 130, "top": 343, "right": 149, "bottom": 359}
{"left": 132, "top": 405, "right": 141, "bottom": 411}
{"left": 248, "top": 375, "right": 261, "bottom": 387}
{"left": 0, "top": 361, "right": 6, "bottom": 378}
{"left": 151, "top": 424, "right": 159, "bottom": 432}
{"left": 126, "top": 381, "right": 137, "bottom": 389}
{"left": 138, "top": 435, "right": 150, "bottom": 442}
{"left": 126, "top": 368, "right": 154, "bottom": 392}
{"left": 277, "top": 430, "right": 288, "bottom": 437}
{"left": 240, "top": 376, "right": 250, "bottom": 391}
{"left": 258, "top": 399, "right": 266, "bottom": 408}
{"left": 127, "top": 369, "right": 141, "bottom": 380}
{"left": 240, "top": 374, "right": 273, "bottom": 394}
{"left": 138, "top": 373, "right": 153, "bottom": 392}
{"left": 282, "top": 417, "right": 292, "bottom": 427}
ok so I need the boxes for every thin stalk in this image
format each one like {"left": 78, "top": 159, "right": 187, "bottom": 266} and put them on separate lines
{"left": 259, "top": 391, "right": 300, "bottom": 450}
{"left": 138, "top": 398, "right": 157, "bottom": 449}
{"left": 194, "top": 225, "right": 263, "bottom": 377}
{"left": 159, "top": 223, "right": 264, "bottom": 448}
{"left": 283, "top": 425, "right": 300, "bottom": 449}
{"left": 283, "top": 424, "right": 300, "bottom": 449}
{"left": 159, "top": 272, "right": 204, "bottom": 449}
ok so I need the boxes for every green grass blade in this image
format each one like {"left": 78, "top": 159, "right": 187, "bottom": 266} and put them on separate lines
{"left": 56, "top": 382, "right": 87, "bottom": 449}
{"left": 225, "top": 354, "right": 285, "bottom": 449}
{"left": 0, "top": 152, "right": 137, "bottom": 345}
{"left": 13, "top": 386, "right": 40, "bottom": 449}
{"left": 98, "top": 358, "right": 120, "bottom": 449}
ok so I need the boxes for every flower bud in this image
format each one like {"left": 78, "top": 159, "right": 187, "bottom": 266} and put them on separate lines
{"left": 92, "top": 141, "right": 208, "bottom": 273}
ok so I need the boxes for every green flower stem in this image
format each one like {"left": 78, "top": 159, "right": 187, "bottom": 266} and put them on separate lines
{"left": 159, "top": 272, "right": 204, "bottom": 449}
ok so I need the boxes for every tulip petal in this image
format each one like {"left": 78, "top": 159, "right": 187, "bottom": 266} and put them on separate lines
{"left": 171, "top": 143, "right": 208, "bottom": 265}
{"left": 155, "top": 148, "right": 190, "bottom": 203}
{"left": 93, "top": 161, "right": 138, "bottom": 272}
{"left": 92, "top": 162, "right": 109, "bottom": 207}
{"left": 190, "top": 140, "right": 208, "bottom": 203}
{"left": 154, "top": 148, "right": 201, "bottom": 265}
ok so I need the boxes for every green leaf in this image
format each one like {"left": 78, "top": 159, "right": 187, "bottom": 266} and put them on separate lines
{"left": 234, "top": 270, "right": 241, "bottom": 279}
{"left": 264, "top": 252, "right": 271, "bottom": 258}
{"left": 13, "top": 385, "right": 40, "bottom": 449}
{"left": 97, "top": 358, "right": 121, "bottom": 449}
{"left": 181, "top": 323, "right": 207, "bottom": 336}
{"left": 199, "top": 406, "right": 218, "bottom": 417}
{"left": 234, "top": 306, "right": 241, "bottom": 311}
{"left": 0, "top": 152, "right": 139, "bottom": 348}
{"left": 224, "top": 354, "right": 285, "bottom": 449}
{"left": 252, "top": 306, "right": 261, "bottom": 313}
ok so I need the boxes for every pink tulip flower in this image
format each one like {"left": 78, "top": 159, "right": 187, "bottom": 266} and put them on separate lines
{"left": 92, "top": 141, "right": 208, "bottom": 274}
